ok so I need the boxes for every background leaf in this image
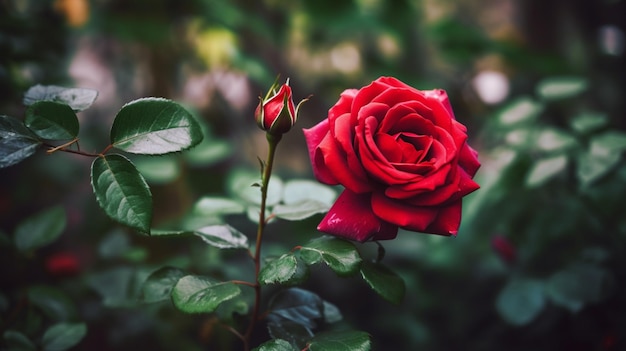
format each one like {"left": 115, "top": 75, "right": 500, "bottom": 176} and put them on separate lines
{"left": 273, "top": 200, "right": 331, "bottom": 221}
{"left": 192, "top": 197, "right": 245, "bottom": 216}
{"left": 194, "top": 224, "right": 249, "bottom": 249}
{"left": 0, "top": 115, "right": 42, "bottom": 168}
{"left": 110, "top": 98, "right": 203, "bottom": 155}
{"left": 300, "top": 237, "right": 362, "bottom": 276}
{"left": 14, "top": 206, "right": 66, "bottom": 252}
{"left": 141, "top": 266, "right": 185, "bottom": 303}
{"left": 496, "top": 278, "right": 545, "bottom": 326}
{"left": 546, "top": 263, "right": 614, "bottom": 312}
{"left": 307, "top": 331, "right": 371, "bottom": 351}
{"left": 41, "top": 323, "right": 87, "bottom": 351}
{"left": 171, "top": 275, "right": 241, "bottom": 313}
{"left": 359, "top": 261, "right": 405, "bottom": 305}
{"left": 525, "top": 155, "right": 568, "bottom": 188}
{"left": 3, "top": 330, "right": 37, "bottom": 351}
{"left": 24, "top": 101, "right": 79, "bottom": 140}
{"left": 23, "top": 85, "right": 98, "bottom": 111}
{"left": 536, "top": 76, "right": 588, "bottom": 101}
{"left": 27, "top": 286, "right": 78, "bottom": 322}
{"left": 91, "top": 154, "right": 153, "bottom": 233}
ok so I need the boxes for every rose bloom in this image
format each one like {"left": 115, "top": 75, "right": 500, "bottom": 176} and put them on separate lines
{"left": 304, "top": 77, "right": 480, "bottom": 242}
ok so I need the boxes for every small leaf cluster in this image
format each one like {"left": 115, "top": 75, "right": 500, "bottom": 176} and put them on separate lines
{"left": 0, "top": 207, "right": 87, "bottom": 351}
{"left": 0, "top": 85, "right": 204, "bottom": 234}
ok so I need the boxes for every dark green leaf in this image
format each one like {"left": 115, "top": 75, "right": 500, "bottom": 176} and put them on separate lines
{"left": 0, "top": 115, "right": 42, "bottom": 168}
{"left": 23, "top": 85, "right": 98, "bottom": 111}
{"left": 110, "top": 98, "right": 202, "bottom": 155}
{"left": 42, "top": 323, "right": 87, "bottom": 351}
{"left": 171, "top": 275, "right": 241, "bottom": 313}
{"left": 91, "top": 154, "right": 152, "bottom": 233}
{"left": 496, "top": 278, "right": 545, "bottom": 326}
{"left": 273, "top": 200, "right": 331, "bottom": 221}
{"left": 25, "top": 101, "right": 79, "bottom": 140}
{"left": 27, "top": 286, "right": 78, "bottom": 322}
{"left": 141, "top": 267, "right": 185, "bottom": 303}
{"left": 308, "top": 331, "right": 371, "bottom": 351}
{"left": 98, "top": 230, "right": 132, "bottom": 259}
{"left": 194, "top": 224, "right": 249, "bottom": 249}
{"left": 546, "top": 263, "right": 614, "bottom": 312}
{"left": 359, "top": 261, "right": 405, "bottom": 305}
{"left": 14, "top": 206, "right": 66, "bottom": 252}
{"left": 300, "top": 237, "right": 362, "bottom": 276}
{"left": 184, "top": 138, "right": 232, "bottom": 166}
{"left": 259, "top": 254, "right": 309, "bottom": 286}
{"left": 267, "top": 288, "right": 326, "bottom": 348}
{"left": 536, "top": 76, "right": 587, "bottom": 101}
{"left": 3, "top": 330, "right": 37, "bottom": 351}
{"left": 253, "top": 339, "right": 296, "bottom": 351}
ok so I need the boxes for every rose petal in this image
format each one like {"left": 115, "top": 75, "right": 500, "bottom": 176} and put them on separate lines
{"left": 422, "top": 201, "right": 462, "bottom": 236}
{"left": 371, "top": 191, "right": 439, "bottom": 231}
{"left": 303, "top": 120, "right": 338, "bottom": 185}
{"left": 318, "top": 190, "right": 398, "bottom": 242}
{"left": 459, "top": 143, "right": 481, "bottom": 177}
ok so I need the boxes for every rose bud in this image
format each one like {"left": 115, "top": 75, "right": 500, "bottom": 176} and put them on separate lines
{"left": 304, "top": 76, "right": 480, "bottom": 242}
{"left": 255, "top": 78, "right": 307, "bottom": 136}
{"left": 45, "top": 251, "right": 81, "bottom": 276}
{"left": 491, "top": 235, "right": 517, "bottom": 264}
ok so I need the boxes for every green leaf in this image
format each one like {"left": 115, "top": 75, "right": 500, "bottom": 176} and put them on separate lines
{"left": 259, "top": 254, "right": 309, "bottom": 286}
{"left": 24, "top": 101, "right": 79, "bottom": 140}
{"left": 23, "top": 85, "right": 98, "bottom": 111}
{"left": 496, "top": 278, "right": 545, "bottom": 326}
{"left": 229, "top": 169, "right": 283, "bottom": 206}
{"left": 91, "top": 154, "right": 152, "bottom": 233}
{"left": 536, "top": 76, "right": 587, "bottom": 101}
{"left": 569, "top": 112, "right": 608, "bottom": 134}
{"left": 534, "top": 128, "right": 577, "bottom": 152}
{"left": 359, "top": 261, "right": 405, "bottom": 305}
{"left": 171, "top": 275, "right": 241, "bottom": 313}
{"left": 14, "top": 206, "right": 66, "bottom": 252}
{"left": 194, "top": 224, "right": 249, "bottom": 249}
{"left": 3, "top": 330, "right": 37, "bottom": 351}
{"left": 0, "top": 115, "right": 42, "bottom": 168}
{"left": 576, "top": 132, "right": 626, "bottom": 186}
{"left": 253, "top": 339, "right": 297, "bottom": 351}
{"left": 3, "top": 331, "right": 35, "bottom": 351}
{"left": 133, "top": 155, "right": 180, "bottom": 184}
{"left": 110, "top": 98, "right": 203, "bottom": 155}
{"left": 87, "top": 267, "right": 147, "bottom": 307}
{"left": 192, "top": 197, "right": 245, "bottom": 216}
{"left": 27, "top": 286, "right": 78, "bottom": 322}
{"left": 41, "top": 323, "right": 87, "bottom": 351}
{"left": 300, "top": 237, "right": 362, "bottom": 276}
{"left": 525, "top": 155, "right": 568, "bottom": 188}
{"left": 273, "top": 200, "right": 331, "bottom": 221}
{"left": 496, "top": 97, "right": 543, "bottom": 126}
{"left": 282, "top": 180, "right": 337, "bottom": 206}
{"left": 546, "top": 263, "right": 614, "bottom": 312}
{"left": 267, "top": 288, "right": 328, "bottom": 348}
{"left": 308, "top": 331, "right": 371, "bottom": 351}
{"left": 184, "top": 138, "right": 232, "bottom": 166}
{"left": 141, "top": 266, "right": 185, "bottom": 303}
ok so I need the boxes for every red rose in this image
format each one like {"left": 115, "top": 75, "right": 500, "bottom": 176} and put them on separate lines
{"left": 303, "top": 77, "right": 480, "bottom": 242}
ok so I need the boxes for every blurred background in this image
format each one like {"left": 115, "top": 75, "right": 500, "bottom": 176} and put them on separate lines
{"left": 1, "top": 0, "right": 626, "bottom": 350}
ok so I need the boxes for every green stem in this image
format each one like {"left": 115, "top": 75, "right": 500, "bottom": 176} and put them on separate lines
{"left": 243, "top": 132, "right": 282, "bottom": 349}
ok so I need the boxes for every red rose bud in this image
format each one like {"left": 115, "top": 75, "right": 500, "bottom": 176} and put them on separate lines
{"left": 45, "top": 251, "right": 81, "bottom": 276}
{"left": 255, "top": 79, "right": 307, "bottom": 136}
{"left": 491, "top": 235, "right": 517, "bottom": 264}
